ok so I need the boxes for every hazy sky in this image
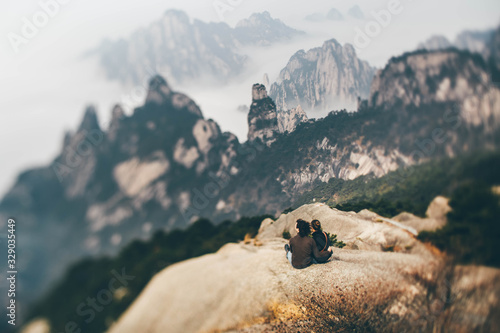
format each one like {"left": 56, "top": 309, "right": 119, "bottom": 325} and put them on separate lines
{"left": 0, "top": 0, "right": 499, "bottom": 197}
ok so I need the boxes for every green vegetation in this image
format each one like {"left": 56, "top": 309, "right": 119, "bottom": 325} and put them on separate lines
{"left": 294, "top": 151, "right": 500, "bottom": 218}
{"left": 419, "top": 183, "right": 500, "bottom": 267}
{"left": 325, "top": 232, "right": 346, "bottom": 248}
{"left": 282, "top": 230, "right": 291, "bottom": 239}
{"left": 27, "top": 215, "right": 271, "bottom": 333}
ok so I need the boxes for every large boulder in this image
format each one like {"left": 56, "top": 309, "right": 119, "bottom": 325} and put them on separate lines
{"left": 393, "top": 196, "right": 451, "bottom": 232}
{"left": 258, "top": 203, "right": 425, "bottom": 253}
{"left": 107, "top": 239, "right": 440, "bottom": 333}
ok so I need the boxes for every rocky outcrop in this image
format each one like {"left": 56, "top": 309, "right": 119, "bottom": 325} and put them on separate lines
{"left": 393, "top": 196, "right": 451, "bottom": 232}
{"left": 269, "top": 39, "right": 376, "bottom": 114}
{"left": 276, "top": 105, "right": 308, "bottom": 133}
{"left": 247, "top": 84, "right": 279, "bottom": 146}
{"left": 368, "top": 50, "right": 500, "bottom": 130}
{"left": 258, "top": 203, "right": 426, "bottom": 252}
{"left": 247, "top": 84, "right": 308, "bottom": 145}
{"left": 95, "top": 10, "right": 302, "bottom": 85}
{"left": 104, "top": 202, "right": 500, "bottom": 333}
{"left": 247, "top": 82, "right": 309, "bottom": 143}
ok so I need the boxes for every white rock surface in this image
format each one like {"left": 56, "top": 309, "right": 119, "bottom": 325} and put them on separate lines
{"left": 108, "top": 239, "right": 437, "bottom": 333}
{"left": 393, "top": 196, "right": 451, "bottom": 232}
{"left": 113, "top": 151, "right": 170, "bottom": 197}
{"left": 173, "top": 138, "right": 200, "bottom": 169}
{"left": 269, "top": 39, "right": 375, "bottom": 114}
{"left": 258, "top": 203, "right": 423, "bottom": 252}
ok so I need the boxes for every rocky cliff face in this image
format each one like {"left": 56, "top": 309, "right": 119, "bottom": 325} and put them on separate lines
{"left": 269, "top": 39, "right": 376, "bottom": 114}
{"left": 368, "top": 50, "right": 500, "bottom": 131}
{"left": 247, "top": 84, "right": 308, "bottom": 145}
{"left": 95, "top": 10, "right": 302, "bottom": 85}
{"left": 277, "top": 105, "right": 308, "bottom": 133}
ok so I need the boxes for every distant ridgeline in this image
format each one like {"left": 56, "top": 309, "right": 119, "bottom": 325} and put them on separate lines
{"left": 1, "top": 27, "right": 500, "bottom": 316}
{"left": 94, "top": 10, "right": 303, "bottom": 85}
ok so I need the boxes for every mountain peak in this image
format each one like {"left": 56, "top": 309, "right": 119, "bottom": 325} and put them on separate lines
{"left": 269, "top": 39, "right": 375, "bottom": 113}
{"left": 326, "top": 8, "right": 344, "bottom": 21}
{"left": 146, "top": 75, "right": 173, "bottom": 104}
{"left": 111, "top": 104, "right": 125, "bottom": 120}
{"left": 234, "top": 12, "right": 303, "bottom": 46}
{"left": 252, "top": 83, "right": 268, "bottom": 101}
{"left": 347, "top": 5, "right": 364, "bottom": 19}
{"left": 78, "top": 105, "right": 100, "bottom": 132}
{"left": 163, "top": 9, "right": 190, "bottom": 23}
{"left": 323, "top": 38, "right": 342, "bottom": 48}
{"left": 236, "top": 11, "right": 273, "bottom": 28}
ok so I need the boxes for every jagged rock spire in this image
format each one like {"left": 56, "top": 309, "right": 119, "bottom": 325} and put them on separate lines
{"left": 146, "top": 75, "right": 172, "bottom": 104}
{"left": 263, "top": 73, "right": 270, "bottom": 88}
{"left": 110, "top": 104, "right": 125, "bottom": 123}
{"left": 252, "top": 83, "right": 268, "bottom": 101}
{"left": 247, "top": 84, "right": 278, "bottom": 146}
{"left": 78, "top": 105, "right": 100, "bottom": 132}
{"left": 108, "top": 104, "right": 125, "bottom": 141}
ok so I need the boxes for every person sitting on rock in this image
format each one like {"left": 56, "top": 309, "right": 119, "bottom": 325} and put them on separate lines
{"left": 284, "top": 219, "right": 331, "bottom": 269}
{"left": 311, "top": 219, "right": 333, "bottom": 263}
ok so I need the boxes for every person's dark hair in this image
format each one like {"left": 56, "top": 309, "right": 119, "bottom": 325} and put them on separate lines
{"left": 296, "top": 219, "right": 311, "bottom": 237}
{"left": 311, "top": 219, "right": 322, "bottom": 231}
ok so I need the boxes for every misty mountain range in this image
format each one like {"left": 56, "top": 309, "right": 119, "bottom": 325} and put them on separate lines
{"left": 1, "top": 9, "right": 499, "bottom": 321}
{"left": 93, "top": 10, "right": 302, "bottom": 86}
{"left": 94, "top": 10, "right": 499, "bottom": 117}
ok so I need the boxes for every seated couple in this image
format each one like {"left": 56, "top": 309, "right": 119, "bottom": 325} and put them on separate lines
{"left": 284, "top": 219, "right": 333, "bottom": 269}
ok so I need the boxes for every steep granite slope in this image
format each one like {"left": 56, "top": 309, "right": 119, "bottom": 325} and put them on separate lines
{"left": 269, "top": 39, "right": 376, "bottom": 113}
{"left": 368, "top": 49, "right": 500, "bottom": 130}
